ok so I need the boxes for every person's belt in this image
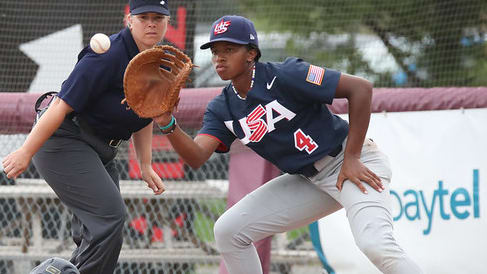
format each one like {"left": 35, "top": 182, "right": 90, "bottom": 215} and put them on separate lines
{"left": 107, "top": 139, "right": 122, "bottom": 148}
{"left": 92, "top": 135, "right": 122, "bottom": 148}
{"left": 72, "top": 116, "right": 123, "bottom": 149}
{"left": 299, "top": 144, "right": 343, "bottom": 177}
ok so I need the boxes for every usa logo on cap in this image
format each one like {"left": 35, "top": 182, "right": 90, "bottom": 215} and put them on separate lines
{"left": 214, "top": 19, "right": 231, "bottom": 35}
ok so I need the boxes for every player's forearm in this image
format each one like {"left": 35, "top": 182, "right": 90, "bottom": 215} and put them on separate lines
{"left": 344, "top": 81, "right": 373, "bottom": 158}
{"left": 132, "top": 122, "right": 153, "bottom": 169}
{"left": 166, "top": 126, "right": 212, "bottom": 169}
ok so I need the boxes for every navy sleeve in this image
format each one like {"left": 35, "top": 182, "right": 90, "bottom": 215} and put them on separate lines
{"left": 198, "top": 97, "right": 236, "bottom": 153}
{"left": 58, "top": 48, "right": 119, "bottom": 112}
{"left": 274, "top": 57, "right": 341, "bottom": 105}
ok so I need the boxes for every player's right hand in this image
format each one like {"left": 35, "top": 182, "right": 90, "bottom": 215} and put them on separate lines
{"left": 2, "top": 148, "right": 32, "bottom": 179}
{"left": 336, "top": 155, "right": 384, "bottom": 194}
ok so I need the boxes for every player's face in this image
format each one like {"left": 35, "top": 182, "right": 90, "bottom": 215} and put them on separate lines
{"left": 128, "top": 13, "right": 169, "bottom": 51}
{"left": 210, "top": 42, "right": 254, "bottom": 81}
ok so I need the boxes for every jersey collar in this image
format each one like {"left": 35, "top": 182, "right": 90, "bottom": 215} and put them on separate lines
{"left": 121, "top": 27, "right": 140, "bottom": 60}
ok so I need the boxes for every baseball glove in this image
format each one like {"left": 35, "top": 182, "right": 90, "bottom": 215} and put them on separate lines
{"left": 122, "top": 45, "right": 194, "bottom": 118}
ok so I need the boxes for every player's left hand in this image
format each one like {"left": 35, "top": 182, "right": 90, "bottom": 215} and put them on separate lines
{"left": 140, "top": 165, "right": 166, "bottom": 195}
{"left": 336, "top": 156, "right": 384, "bottom": 194}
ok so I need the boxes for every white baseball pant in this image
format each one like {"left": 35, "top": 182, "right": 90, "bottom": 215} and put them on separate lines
{"left": 214, "top": 139, "right": 423, "bottom": 274}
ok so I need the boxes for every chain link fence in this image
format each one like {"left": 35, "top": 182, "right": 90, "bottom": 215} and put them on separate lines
{"left": 0, "top": 130, "right": 320, "bottom": 273}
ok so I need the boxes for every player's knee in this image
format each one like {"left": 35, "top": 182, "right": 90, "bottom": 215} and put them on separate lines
{"left": 114, "top": 206, "right": 127, "bottom": 230}
{"left": 355, "top": 224, "right": 397, "bottom": 265}
{"left": 214, "top": 215, "right": 252, "bottom": 252}
{"left": 356, "top": 235, "right": 382, "bottom": 262}
{"left": 213, "top": 215, "right": 233, "bottom": 249}
{"left": 114, "top": 210, "right": 126, "bottom": 230}
{"left": 102, "top": 202, "right": 126, "bottom": 236}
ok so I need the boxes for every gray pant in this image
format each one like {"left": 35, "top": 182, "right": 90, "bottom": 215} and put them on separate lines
{"left": 32, "top": 125, "right": 125, "bottom": 274}
{"left": 214, "top": 139, "right": 423, "bottom": 274}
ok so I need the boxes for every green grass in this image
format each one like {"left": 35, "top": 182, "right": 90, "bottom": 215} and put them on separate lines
{"left": 193, "top": 199, "right": 226, "bottom": 242}
{"left": 287, "top": 226, "right": 309, "bottom": 241}
{"left": 193, "top": 198, "right": 311, "bottom": 243}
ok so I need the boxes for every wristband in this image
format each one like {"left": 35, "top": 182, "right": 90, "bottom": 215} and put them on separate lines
{"left": 159, "top": 116, "right": 177, "bottom": 135}
{"left": 158, "top": 115, "right": 175, "bottom": 131}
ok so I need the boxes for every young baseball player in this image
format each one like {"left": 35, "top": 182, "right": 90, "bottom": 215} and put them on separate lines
{"left": 2, "top": 1, "right": 170, "bottom": 273}
{"left": 154, "top": 15, "right": 423, "bottom": 274}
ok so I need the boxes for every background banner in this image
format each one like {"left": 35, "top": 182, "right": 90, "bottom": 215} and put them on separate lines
{"left": 319, "top": 108, "right": 486, "bottom": 274}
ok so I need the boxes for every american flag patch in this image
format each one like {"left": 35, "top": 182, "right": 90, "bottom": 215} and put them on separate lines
{"left": 306, "top": 65, "right": 325, "bottom": 85}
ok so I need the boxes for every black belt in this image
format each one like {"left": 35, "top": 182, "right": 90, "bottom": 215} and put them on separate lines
{"left": 107, "top": 139, "right": 122, "bottom": 148}
{"left": 299, "top": 144, "right": 343, "bottom": 177}
{"left": 72, "top": 116, "right": 123, "bottom": 148}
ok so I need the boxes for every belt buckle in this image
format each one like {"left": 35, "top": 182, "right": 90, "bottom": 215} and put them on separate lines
{"left": 108, "top": 139, "right": 122, "bottom": 148}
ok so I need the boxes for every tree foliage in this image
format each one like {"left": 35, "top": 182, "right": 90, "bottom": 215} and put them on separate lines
{"left": 240, "top": 0, "right": 487, "bottom": 87}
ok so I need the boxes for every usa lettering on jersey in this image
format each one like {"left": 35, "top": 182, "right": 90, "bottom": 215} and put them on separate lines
{"left": 214, "top": 19, "right": 231, "bottom": 35}
{"left": 225, "top": 100, "right": 296, "bottom": 144}
{"left": 306, "top": 64, "right": 325, "bottom": 85}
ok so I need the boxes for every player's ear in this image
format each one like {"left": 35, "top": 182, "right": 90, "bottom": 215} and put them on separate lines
{"left": 126, "top": 14, "right": 133, "bottom": 29}
{"left": 247, "top": 48, "right": 258, "bottom": 62}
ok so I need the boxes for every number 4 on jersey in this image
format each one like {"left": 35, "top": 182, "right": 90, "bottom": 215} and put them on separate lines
{"left": 294, "top": 129, "right": 318, "bottom": 154}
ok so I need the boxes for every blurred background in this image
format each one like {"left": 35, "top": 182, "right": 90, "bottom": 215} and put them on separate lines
{"left": 1, "top": 0, "right": 486, "bottom": 93}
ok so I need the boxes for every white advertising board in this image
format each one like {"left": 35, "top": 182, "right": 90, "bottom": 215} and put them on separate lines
{"left": 319, "top": 108, "right": 487, "bottom": 274}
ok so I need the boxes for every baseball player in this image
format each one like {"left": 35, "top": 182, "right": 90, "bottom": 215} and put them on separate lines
{"left": 2, "top": 1, "right": 170, "bottom": 273}
{"left": 154, "top": 15, "right": 423, "bottom": 274}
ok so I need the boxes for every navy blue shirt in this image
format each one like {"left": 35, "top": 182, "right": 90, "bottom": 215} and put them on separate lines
{"left": 199, "top": 57, "right": 349, "bottom": 174}
{"left": 58, "top": 27, "right": 152, "bottom": 140}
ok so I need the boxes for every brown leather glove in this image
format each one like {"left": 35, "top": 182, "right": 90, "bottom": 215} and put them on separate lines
{"left": 122, "top": 45, "right": 194, "bottom": 118}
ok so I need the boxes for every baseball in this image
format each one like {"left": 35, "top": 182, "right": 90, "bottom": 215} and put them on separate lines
{"left": 90, "top": 33, "right": 111, "bottom": 54}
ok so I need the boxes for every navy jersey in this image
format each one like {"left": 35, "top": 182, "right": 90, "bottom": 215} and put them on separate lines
{"left": 58, "top": 27, "right": 152, "bottom": 141}
{"left": 199, "top": 57, "right": 349, "bottom": 174}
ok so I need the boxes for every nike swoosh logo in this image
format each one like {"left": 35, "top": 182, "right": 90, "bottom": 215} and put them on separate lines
{"left": 266, "top": 76, "right": 277, "bottom": 90}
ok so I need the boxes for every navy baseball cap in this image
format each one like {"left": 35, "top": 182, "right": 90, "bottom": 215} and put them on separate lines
{"left": 200, "top": 15, "right": 259, "bottom": 50}
{"left": 30, "top": 257, "right": 80, "bottom": 274}
{"left": 129, "top": 0, "right": 170, "bottom": 16}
